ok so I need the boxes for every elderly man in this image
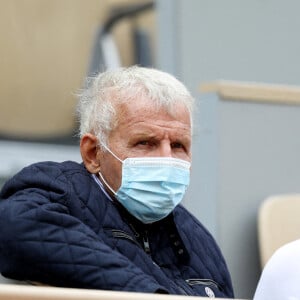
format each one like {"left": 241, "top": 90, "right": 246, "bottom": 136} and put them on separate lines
{"left": 0, "top": 67, "right": 234, "bottom": 298}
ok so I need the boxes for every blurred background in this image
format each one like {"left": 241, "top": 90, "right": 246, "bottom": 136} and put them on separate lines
{"left": 1, "top": 0, "right": 300, "bottom": 299}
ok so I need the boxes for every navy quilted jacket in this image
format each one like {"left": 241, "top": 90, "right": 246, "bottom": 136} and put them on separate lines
{"left": 0, "top": 161, "right": 234, "bottom": 298}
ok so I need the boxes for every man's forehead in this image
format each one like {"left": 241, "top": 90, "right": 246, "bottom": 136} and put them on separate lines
{"left": 116, "top": 99, "right": 191, "bottom": 124}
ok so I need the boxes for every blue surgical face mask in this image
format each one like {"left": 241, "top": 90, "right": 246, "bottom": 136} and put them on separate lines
{"left": 98, "top": 145, "right": 191, "bottom": 224}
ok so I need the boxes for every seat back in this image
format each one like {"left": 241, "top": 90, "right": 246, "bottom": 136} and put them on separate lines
{"left": 0, "top": 0, "right": 108, "bottom": 141}
{"left": 258, "top": 194, "right": 300, "bottom": 267}
{"left": 0, "top": 0, "right": 156, "bottom": 142}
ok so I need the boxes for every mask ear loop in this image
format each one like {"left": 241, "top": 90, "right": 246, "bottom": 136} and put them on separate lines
{"left": 101, "top": 143, "right": 123, "bottom": 163}
{"left": 98, "top": 171, "right": 117, "bottom": 195}
{"left": 98, "top": 143, "right": 123, "bottom": 195}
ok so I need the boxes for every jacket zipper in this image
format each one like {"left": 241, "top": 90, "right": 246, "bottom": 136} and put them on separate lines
{"left": 110, "top": 228, "right": 164, "bottom": 271}
{"left": 111, "top": 229, "right": 141, "bottom": 248}
{"left": 142, "top": 230, "right": 151, "bottom": 255}
{"left": 111, "top": 229, "right": 151, "bottom": 255}
{"left": 110, "top": 229, "right": 200, "bottom": 295}
{"left": 186, "top": 278, "right": 222, "bottom": 291}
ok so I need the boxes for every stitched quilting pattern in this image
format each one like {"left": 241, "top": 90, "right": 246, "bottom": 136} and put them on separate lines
{"left": 0, "top": 161, "right": 233, "bottom": 297}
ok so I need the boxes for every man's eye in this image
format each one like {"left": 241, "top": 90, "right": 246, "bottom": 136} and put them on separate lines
{"left": 136, "top": 140, "right": 151, "bottom": 146}
{"left": 171, "top": 142, "right": 184, "bottom": 149}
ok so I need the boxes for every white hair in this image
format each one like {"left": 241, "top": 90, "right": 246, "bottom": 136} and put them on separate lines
{"left": 77, "top": 66, "right": 194, "bottom": 146}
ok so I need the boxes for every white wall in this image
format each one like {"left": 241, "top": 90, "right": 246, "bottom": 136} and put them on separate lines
{"left": 158, "top": 0, "right": 300, "bottom": 91}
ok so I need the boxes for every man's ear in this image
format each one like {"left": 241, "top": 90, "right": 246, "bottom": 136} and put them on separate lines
{"left": 80, "top": 133, "right": 102, "bottom": 173}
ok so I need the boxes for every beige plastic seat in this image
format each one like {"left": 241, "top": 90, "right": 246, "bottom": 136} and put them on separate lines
{"left": 258, "top": 194, "right": 300, "bottom": 268}
{"left": 0, "top": 0, "right": 155, "bottom": 143}
{"left": 0, "top": 0, "right": 108, "bottom": 142}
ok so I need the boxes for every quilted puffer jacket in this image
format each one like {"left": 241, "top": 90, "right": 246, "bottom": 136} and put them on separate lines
{"left": 0, "top": 161, "right": 234, "bottom": 298}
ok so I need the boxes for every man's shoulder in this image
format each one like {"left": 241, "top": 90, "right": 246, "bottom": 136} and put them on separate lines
{"left": 20, "top": 160, "right": 85, "bottom": 178}
{"left": 1, "top": 161, "right": 89, "bottom": 196}
{"left": 0, "top": 161, "right": 100, "bottom": 213}
{"left": 25, "top": 160, "right": 83, "bottom": 170}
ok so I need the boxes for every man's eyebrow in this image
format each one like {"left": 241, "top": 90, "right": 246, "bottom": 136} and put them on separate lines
{"left": 130, "top": 132, "right": 159, "bottom": 140}
{"left": 129, "top": 128, "right": 157, "bottom": 136}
